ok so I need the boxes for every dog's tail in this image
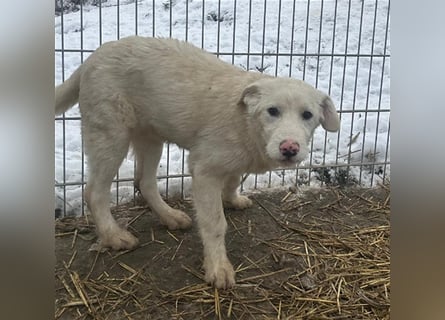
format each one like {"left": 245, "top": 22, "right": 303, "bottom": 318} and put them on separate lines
{"left": 55, "top": 65, "right": 82, "bottom": 115}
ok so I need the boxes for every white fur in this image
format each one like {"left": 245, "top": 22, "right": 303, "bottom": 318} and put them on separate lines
{"left": 55, "top": 36, "right": 340, "bottom": 289}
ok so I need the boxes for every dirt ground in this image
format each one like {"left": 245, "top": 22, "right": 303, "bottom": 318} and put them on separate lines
{"left": 55, "top": 185, "right": 390, "bottom": 320}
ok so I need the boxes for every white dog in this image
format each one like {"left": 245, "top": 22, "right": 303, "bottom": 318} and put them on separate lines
{"left": 55, "top": 36, "right": 340, "bottom": 289}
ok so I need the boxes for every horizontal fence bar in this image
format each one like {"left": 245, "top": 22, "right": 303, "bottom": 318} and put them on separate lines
{"left": 55, "top": 109, "right": 391, "bottom": 121}
{"left": 55, "top": 161, "right": 390, "bottom": 188}
{"left": 55, "top": 48, "right": 389, "bottom": 59}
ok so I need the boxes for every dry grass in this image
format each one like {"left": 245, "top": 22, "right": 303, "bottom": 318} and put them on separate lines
{"left": 55, "top": 185, "right": 390, "bottom": 319}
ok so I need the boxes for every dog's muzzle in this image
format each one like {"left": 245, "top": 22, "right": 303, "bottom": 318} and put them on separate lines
{"left": 279, "top": 139, "right": 300, "bottom": 160}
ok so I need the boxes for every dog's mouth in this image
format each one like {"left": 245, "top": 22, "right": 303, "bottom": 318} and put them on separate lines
{"left": 277, "top": 157, "right": 299, "bottom": 168}
{"left": 266, "top": 145, "right": 306, "bottom": 168}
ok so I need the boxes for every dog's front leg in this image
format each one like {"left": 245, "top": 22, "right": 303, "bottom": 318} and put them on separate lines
{"left": 192, "top": 170, "right": 235, "bottom": 289}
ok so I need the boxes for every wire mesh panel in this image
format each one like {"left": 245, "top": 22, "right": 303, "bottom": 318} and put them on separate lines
{"left": 55, "top": 0, "right": 390, "bottom": 216}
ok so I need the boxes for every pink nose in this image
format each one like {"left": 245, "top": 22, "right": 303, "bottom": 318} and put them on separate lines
{"left": 279, "top": 139, "right": 300, "bottom": 158}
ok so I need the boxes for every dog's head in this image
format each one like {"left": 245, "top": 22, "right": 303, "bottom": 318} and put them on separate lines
{"left": 239, "top": 77, "right": 340, "bottom": 168}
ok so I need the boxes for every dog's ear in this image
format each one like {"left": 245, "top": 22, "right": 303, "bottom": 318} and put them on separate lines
{"left": 239, "top": 83, "right": 262, "bottom": 108}
{"left": 319, "top": 94, "right": 340, "bottom": 132}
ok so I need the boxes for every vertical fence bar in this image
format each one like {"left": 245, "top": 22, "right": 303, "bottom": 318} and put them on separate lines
{"left": 153, "top": 0, "right": 156, "bottom": 37}
{"left": 288, "top": 0, "right": 296, "bottom": 78}
{"left": 181, "top": 150, "right": 186, "bottom": 199}
{"left": 260, "top": 0, "right": 267, "bottom": 72}
{"left": 135, "top": 0, "right": 138, "bottom": 35}
{"left": 117, "top": 0, "right": 120, "bottom": 39}
{"left": 185, "top": 0, "right": 189, "bottom": 41}
{"left": 328, "top": 0, "right": 339, "bottom": 94}
{"left": 232, "top": 0, "right": 241, "bottom": 191}
{"left": 253, "top": 0, "right": 260, "bottom": 189}
{"left": 169, "top": 0, "right": 172, "bottom": 38}
{"left": 182, "top": 0, "right": 189, "bottom": 198}
{"left": 324, "top": 0, "right": 338, "bottom": 179}
{"left": 315, "top": 0, "right": 324, "bottom": 88}
{"left": 60, "top": 0, "right": 67, "bottom": 216}
{"left": 303, "top": 0, "right": 312, "bottom": 183}
{"left": 231, "top": 0, "right": 237, "bottom": 65}
{"left": 347, "top": 0, "right": 365, "bottom": 182}
{"left": 274, "top": 0, "right": 284, "bottom": 186}
{"left": 372, "top": 0, "right": 391, "bottom": 185}
{"left": 302, "top": 0, "right": 311, "bottom": 81}
{"left": 246, "top": 0, "right": 252, "bottom": 71}
{"left": 383, "top": 122, "right": 390, "bottom": 182}
{"left": 359, "top": 0, "right": 379, "bottom": 185}
{"left": 309, "top": 0, "right": 325, "bottom": 185}
{"left": 99, "top": 0, "right": 102, "bottom": 44}
{"left": 165, "top": 0, "right": 173, "bottom": 199}
{"left": 262, "top": 0, "right": 270, "bottom": 187}
{"left": 80, "top": 0, "right": 85, "bottom": 215}
{"left": 201, "top": 0, "right": 205, "bottom": 48}
{"left": 166, "top": 145, "right": 170, "bottom": 199}
{"left": 335, "top": 0, "right": 352, "bottom": 177}
{"left": 289, "top": 0, "right": 298, "bottom": 186}
{"left": 217, "top": 0, "right": 221, "bottom": 57}
{"left": 274, "top": 0, "right": 281, "bottom": 78}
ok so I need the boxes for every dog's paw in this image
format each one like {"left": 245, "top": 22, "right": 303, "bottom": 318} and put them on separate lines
{"left": 204, "top": 257, "right": 236, "bottom": 289}
{"left": 224, "top": 195, "right": 253, "bottom": 210}
{"left": 98, "top": 227, "right": 140, "bottom": 251}
{"left": 159, "top": 209, "right": 193, "bottom": 230}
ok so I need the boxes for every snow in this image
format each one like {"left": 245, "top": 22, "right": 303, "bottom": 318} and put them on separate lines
{"left": 55, "top": 0, "right": 390, "bottom": 215}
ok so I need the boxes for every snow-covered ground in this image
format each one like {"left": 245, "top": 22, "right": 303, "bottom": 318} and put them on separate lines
{"left": 55, "top": 0, "right": 390, "bottom": 215}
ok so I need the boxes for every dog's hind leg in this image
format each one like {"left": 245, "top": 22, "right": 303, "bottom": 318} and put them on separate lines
{"left": 134, "top": 148, "right": 143, "bottom": 192}
{"left": 83, "top": 126, "right": 139, "bottom": 251}
{"left": 133, "top": 139, "right": 192, "bottom": 230}
{"left": 222, "top": 175, "right": 253, "bottom": 210}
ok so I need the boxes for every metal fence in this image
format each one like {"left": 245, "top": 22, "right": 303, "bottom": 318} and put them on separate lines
{"left": 55, "top": 0, "right": 390, "bottom": 216}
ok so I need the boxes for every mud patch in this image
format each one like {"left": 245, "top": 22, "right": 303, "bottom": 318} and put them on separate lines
{"left": 55, "top": 185, "right": 390, "bottom": 319}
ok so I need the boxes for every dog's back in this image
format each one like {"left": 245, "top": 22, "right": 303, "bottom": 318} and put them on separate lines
{"left": 69, "top": 37, "right": 259, "bottom": 149}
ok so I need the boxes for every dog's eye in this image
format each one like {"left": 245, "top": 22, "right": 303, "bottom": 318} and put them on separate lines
{"left": 302, "top": 111, "right": 313, "bottom": 120}
{"left": 267, "top": 107, "right": 280, "bottom": 117}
